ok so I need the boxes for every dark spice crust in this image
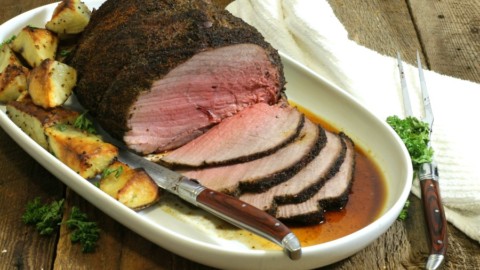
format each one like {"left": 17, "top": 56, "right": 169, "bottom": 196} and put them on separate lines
{"left": 274, "top": 133, "right": 348, "bottom": 205}
{"left": 68, "top": 0, "right": 285, "bottom": 140}
{"left": 321, "top": 133, "right": 356, "bottom": 211}
{"left": 232, "top": 124, "right": 328, "bottom": 197}
{"left": 276, "top": 133, "right": 356, "bottom": 226}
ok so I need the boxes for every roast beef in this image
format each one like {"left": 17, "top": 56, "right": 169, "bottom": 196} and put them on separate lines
{"left": 160, "top": 103, "right": 304, "bottom": 168}
{"left": 69, "top": 0, "right": 285, "bottom": 154}
{"left": 275, "top": 134, "right": 355, "bottom": 225}
{"left": 181, "top": 119, "right": 326, "bottom": 196}
{"left": 238, "top": 131, "right": 346, "bottom": 213}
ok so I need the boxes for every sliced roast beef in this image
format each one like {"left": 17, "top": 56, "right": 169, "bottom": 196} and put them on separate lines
{"left": 181, "top": 119, "right": 326, "bottom": 196}
{"left": 239, "top": 131, "right": 346, "bottom": 213}
{"left": 274, "top": 134, "right": 355, "bottom": 225}
{"left": 69, "top": 0, "right": 285, "bottom": 154}
{"left": 160, "top": 103, "right": 304, "bottom": 168}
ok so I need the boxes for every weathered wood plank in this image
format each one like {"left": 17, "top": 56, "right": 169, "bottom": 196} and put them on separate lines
{"left": 53, "top": 189, "right": 215, "bottom": 270}
{"left": 0, "top": 129, "right": 64, "bottom": 269}
{"left": 328, "top": 0, "right": 423, "bottom": 64}
{"left": 409, "top": 0, "right": 480, "bottom": 83}
{"left": 1, "top": 0, "right": 56, "bottom": 21}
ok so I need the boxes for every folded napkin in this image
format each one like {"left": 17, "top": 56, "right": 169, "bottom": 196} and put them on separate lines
{"left": 227, "top": 0, "right": 480, "bottom": 243}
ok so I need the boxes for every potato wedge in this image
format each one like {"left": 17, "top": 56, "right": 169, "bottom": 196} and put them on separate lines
{"left": 117, "top": 168, "right": 160, "bottom": 210}
{"left": 28, "top": 59, "right": 77, "bottom": 108}
{"left": 9, "top": 26, "right": 58, "bottom": 67}
{"left": 45, "top": 124, "right": 118, "bottom": 178}
{"left": 6, "top": 98, "right": 79, "bottom": 149}
{"left": 0, "top": 65, "right": 28, "bottom": 102}
{"left": 0, "top": 44, "right": 29, "bottom": 102}
{"left": 46, "top": 0, "right": 92, "bottom": 36}
{"left": 99, "top": 161, "right": 135, "bottom": 198}
{"left": 99, "top": 161, "right": 161, "bottom": 209}
{"left": 0, "top": 43, "right": 23, "bottom": 73}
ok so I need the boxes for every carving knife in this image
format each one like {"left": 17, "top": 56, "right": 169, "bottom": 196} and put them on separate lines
{"left": 112, "top": 141, "right": 302, "bottom": 260}
{"left": 397, "top": 52, "right": 448, "bottom": 270}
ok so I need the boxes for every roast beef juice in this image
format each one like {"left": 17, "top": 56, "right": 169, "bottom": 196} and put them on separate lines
{"left": 290, "top": 104, "right": 387, "bottom": 246}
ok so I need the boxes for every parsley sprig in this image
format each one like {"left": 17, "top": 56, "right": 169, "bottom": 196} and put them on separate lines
{"left": 22, "top": 198, "right": 100, "bottom": 253}
{"left": 387, "top": 115, "right": 434, "bottom": 221}
{"left": 22, "top": 198, "right": 64, "bottom": 235}
{"left": 102, "top": 165, "right": 123, "bottom": 178}
{"left": 397, "top": 199, "right": 411, "bottom": 221}
{"left": 386, "top": 115, "right": 433, "bottom": 170}
{"left": 1, "top": 35, "right": 16, "bottom": 46}
{"left": 74, "top": 111, "right": 97, "bottom": 134}
{"left": 66, "top": 207, "right": 100, "bottom": 253}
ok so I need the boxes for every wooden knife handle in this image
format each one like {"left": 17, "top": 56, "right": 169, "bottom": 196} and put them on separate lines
{"left": 419, "top": 163, "right": 447, "bottom": 257}
{"left": 196, "top": 187, "right": 301, "bottom": 260}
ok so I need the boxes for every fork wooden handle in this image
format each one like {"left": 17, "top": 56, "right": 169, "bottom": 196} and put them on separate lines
{"left": 419, "top": 163, "right": 447, "bottom": 258}
{"left": 420, "top": 178, "right": 448, "bottom": 255}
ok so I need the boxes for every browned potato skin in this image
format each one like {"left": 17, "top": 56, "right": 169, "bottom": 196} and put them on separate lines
{"left": 117, "top": 168, "right": 161, "bottom": 210}
{"left": 0, "top": 65, "right": 28, "bottom": 102}
{"left": 7, "top": 99, "right": 158, "bottom": 209}
{"left": 99, "top": 161, "right": 134, "bottom": 198}
{"left": 6, "top": 97, "right": 79, "bottom": 148}
{"left": 45, "top": 125, "right": 118, "bottom": 179}
{"left": 46, "top": 0, "right": 91, "bottom": 37}
{"left": 100, "top": 161, "right": 161, "bottom": 210}
{"left": 0, "top": 44, "right": 29, "bottom": 102}
{"left": 27, "top": 58, "right": 76, "bottom": 108}
{"left": 10, "top": 26, "right": 59, "bottom": 68}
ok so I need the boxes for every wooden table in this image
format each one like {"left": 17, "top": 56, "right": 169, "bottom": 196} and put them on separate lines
{"left": 1, "top": 0, "right": 479, "bottom": 269}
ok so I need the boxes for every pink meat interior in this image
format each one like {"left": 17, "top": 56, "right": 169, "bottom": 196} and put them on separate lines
{"left": 124, "top": 44, "right": 281, "bottom": 153}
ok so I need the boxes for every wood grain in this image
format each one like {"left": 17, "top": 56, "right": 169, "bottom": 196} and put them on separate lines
{"left": 409, "top": 0, "right": 480, "bottom": 82}
{"left": 0, "top": 129, "right": 63, "bottom": 269}
{"left": 1, "top": 0, "right": 479, "bottom": 269}
{"left": 328, "top": 0, "right": 423, "bottom": 63}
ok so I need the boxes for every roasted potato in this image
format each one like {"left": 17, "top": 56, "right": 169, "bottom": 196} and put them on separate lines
{"left": 0, "top": 44, "right": 29, "bottom": 102}
{"left": 99, "top": 161, "right": 134, "bottom": 198}
{"left": 0, "top": 43, "right": 22, "bottom": 73}
{"left": 28, "top": 58, "right": 77, "bottom": 108}
{"left": 6, "top": 98, "right": 79, "bottom": 149}
{"left": 117, "top": 168, "right": 160, "bottom": 209}
{"left": 99, "top": 161, "right": 161, "bottom": 209}
{"left": 9, "top": 26, "right": 59, "bottom": 67}
{"left": 45, "top": 124, "right": 118, "bottom": 178}
{"left": 0, "top": 65, "right": 28, "bottom": 102}
{"left": 46, "top": 0, "right": 92, "bottom": 37}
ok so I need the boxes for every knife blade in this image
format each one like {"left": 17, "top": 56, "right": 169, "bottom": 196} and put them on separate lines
{"left": 114, "top": 143, "right": 302, "bottom": 260}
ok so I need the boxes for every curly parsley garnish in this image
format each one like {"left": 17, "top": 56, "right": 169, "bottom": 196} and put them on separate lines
{"left": 386, "top": 115, "right": 433, "bottom": 170}
{"left": 397, "top": 199, "right": 411, "bottom": 221}
{"left": 74, "top": 111, "right": 96, "bottom": 134}
{"left": 387, "top": 115, "right": 434, "bottom": 220}
{"left": 22, "top": 197, "right": 64, "bottom": 235}
{"left": 22, "top": 198, "right": 100, "bottom": 253}
{"left": 66, "top": 207, "right": 100, "bottom": 253}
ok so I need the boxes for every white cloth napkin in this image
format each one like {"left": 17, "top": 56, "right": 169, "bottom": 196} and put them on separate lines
{"left": 227, "top": 0, "right": 480, "bottom": 243}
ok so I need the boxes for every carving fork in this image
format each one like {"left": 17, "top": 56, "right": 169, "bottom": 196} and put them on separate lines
{"left": 397, "top": 51, "right": 448, "bottom": 270}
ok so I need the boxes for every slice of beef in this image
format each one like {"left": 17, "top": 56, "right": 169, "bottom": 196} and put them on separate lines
{"left": 274, "top": 134, "right": 355, "bottom": 225}
{"left": 68, "top": 0, "right": 285, "bottom": 154}
{"left": 238, "top": 131, "right": 346, "bottom": 213}
{"left": 181, "top": 119, "right": 326, "bottom": 196}
{"left": 160, "top": 103, "right": 304, "bottom": 168}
